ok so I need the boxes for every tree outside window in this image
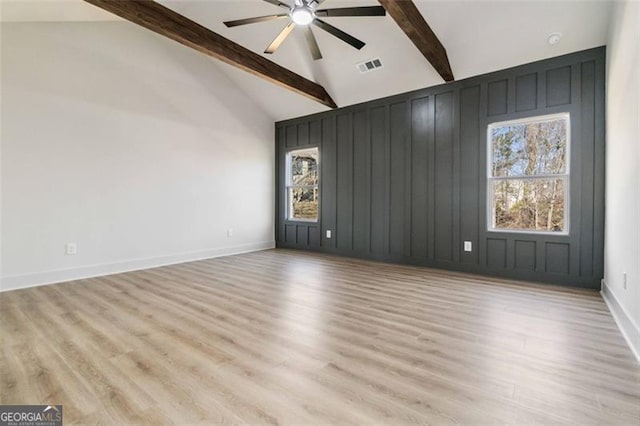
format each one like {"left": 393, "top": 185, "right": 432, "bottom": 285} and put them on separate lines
{"left": 488, "top": 113, "right": 570, "bottom": 233}
{"left": 286, "top": 147, "right": 319, "bottom": 222}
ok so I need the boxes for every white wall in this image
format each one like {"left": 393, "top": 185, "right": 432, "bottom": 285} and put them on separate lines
{"left": 603, "top": 0, "right": 640, "bottom": 359}
{"left": 0, "top": 22, "right": 275, "bottom": 290}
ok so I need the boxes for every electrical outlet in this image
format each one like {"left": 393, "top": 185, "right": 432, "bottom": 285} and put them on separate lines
{"left": 66, "top": 243, "right": 77, "bottom": 255}
{"left": 623, "top": 272, "right": 627, "bottom": 290}
{"left": 464, "top": 241, "right": 473, "bottom": 252}
{"left": 227, "top": 228, "right": 233, "bottom": 237}
{"left": 326, "top": 230, "right": 332, "bottom": 239}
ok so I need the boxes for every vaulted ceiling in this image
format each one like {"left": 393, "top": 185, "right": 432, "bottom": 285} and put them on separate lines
{"left": 1, "top": 0, "right": 613, "bottom": 121}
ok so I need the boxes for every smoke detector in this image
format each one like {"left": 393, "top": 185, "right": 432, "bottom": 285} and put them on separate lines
{"left": 547, "top": 32, "right": 563, "bottom": 45}
{"left": 356, "top": 58, "right": 383, "bottom": 73}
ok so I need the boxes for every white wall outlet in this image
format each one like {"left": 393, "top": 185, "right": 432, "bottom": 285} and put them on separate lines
{"left": 65, "top": 243, "right": 77, "bottom": 255}
{"left": 623, "top": 272, "right": 627, "bottom": 290}
{"left": 227, "top": 228, "right": 233, "bottom": 237}
{"left": 326, "top": 230, "right": 332, "bottom": 239}
{"left": 464, "top": 241, "right": 473, "bottom": 252}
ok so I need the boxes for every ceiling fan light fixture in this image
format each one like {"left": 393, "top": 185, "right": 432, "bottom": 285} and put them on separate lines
{"left": 291, "top": 6, "right": 314, "bottom": 25}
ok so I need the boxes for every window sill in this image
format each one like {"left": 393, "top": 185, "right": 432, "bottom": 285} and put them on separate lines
{"left": 487, "top": 228, "right": 569, "bottom": 237}
{"left": 285, "top": 219, "right": 319, "bottom": 224}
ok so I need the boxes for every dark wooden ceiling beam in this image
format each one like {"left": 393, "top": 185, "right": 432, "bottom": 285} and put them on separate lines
{"left": 83, "top": 0, "right": 337, "bottom": 108}
{"left": 379, "top": 0, "right": 454, "bottom": 82}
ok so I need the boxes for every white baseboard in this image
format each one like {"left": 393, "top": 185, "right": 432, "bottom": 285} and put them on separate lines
{"left": 0, "top": 240, "right": 275, "bottom": 292}
{"left": 601, "top": 280, "right": 640, "bottom": 363}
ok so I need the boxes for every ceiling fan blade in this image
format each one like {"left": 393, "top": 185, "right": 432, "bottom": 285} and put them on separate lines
{"left": 261, "top": 0, "right": 291, "bottom": 9}
{"left": 304, "top": 27, "right": 322, "bottom": 60}
{"left": 265, "top": 22, "right": 296, "bottom": 54}
{"left": 313, "top": 18, "right": 365, "bottom": 50}
{"left": 315, "top": 6, "right": 386, "bottom": 18}
{"left": 224, "top": 14, "right": 289, "bottom": 28}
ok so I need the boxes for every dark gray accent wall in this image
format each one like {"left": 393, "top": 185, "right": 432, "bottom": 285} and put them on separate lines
{"left": 275, "top": 47, "right": 605, "bottom": 289}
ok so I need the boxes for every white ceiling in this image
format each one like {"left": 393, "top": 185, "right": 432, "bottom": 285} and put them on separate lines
{"left": 1, "top": 0, "right": 613, "bottom": 121}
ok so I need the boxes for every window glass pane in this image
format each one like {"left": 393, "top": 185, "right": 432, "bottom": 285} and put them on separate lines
{"left": 290, "top": 149, "right": 318, "bottom": 185}
{"left": 492, "top": 178, "right": 565, "bottom": 232}
{"left": 491, "top": 117, "right": 568, "bottom": 177}
{"left": 290, "top": 187, "right": 318, "bottom": 220}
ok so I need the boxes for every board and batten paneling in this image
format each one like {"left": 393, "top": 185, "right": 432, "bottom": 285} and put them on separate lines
{"left": 276, "top": 47, "right": 605, "bottom": 288}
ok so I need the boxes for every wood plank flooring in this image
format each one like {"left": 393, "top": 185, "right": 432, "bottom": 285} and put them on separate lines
{"left": 1, "top": 249, "right": 638, "bottom": 425}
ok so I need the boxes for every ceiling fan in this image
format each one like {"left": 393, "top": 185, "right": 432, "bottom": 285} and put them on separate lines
{"left": 223, "top": 0, "right": 386, "bottom": 60}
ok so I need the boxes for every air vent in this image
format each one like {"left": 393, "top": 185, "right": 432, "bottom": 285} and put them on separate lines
{"left": 356, "top": 58, "right": 383, "bottom": 73}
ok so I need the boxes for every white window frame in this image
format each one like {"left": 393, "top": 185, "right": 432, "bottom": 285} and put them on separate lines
{"left": 487, "top": 112, "right": 570, "bottom": 235}
{"left": 285, "top": 147, "right": 319, "bottom": 223}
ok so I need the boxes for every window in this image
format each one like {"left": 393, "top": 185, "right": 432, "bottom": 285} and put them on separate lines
{"left": 488, "top": 113, "right": 570, "bottom": 234}
{"left": 286, "top": 147, "right": 319, "bottom": 222}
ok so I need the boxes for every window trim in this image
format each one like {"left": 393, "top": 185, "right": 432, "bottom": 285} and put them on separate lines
{"left": 486, "top": 112, "right": 571, "bottom": 236}
{"left": 285, "top": 146, "right": 320, "bottom": 223}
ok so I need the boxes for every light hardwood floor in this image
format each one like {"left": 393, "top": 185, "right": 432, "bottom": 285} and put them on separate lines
{"left": 1, "top": 249, "right": 638, "bottom": 425}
